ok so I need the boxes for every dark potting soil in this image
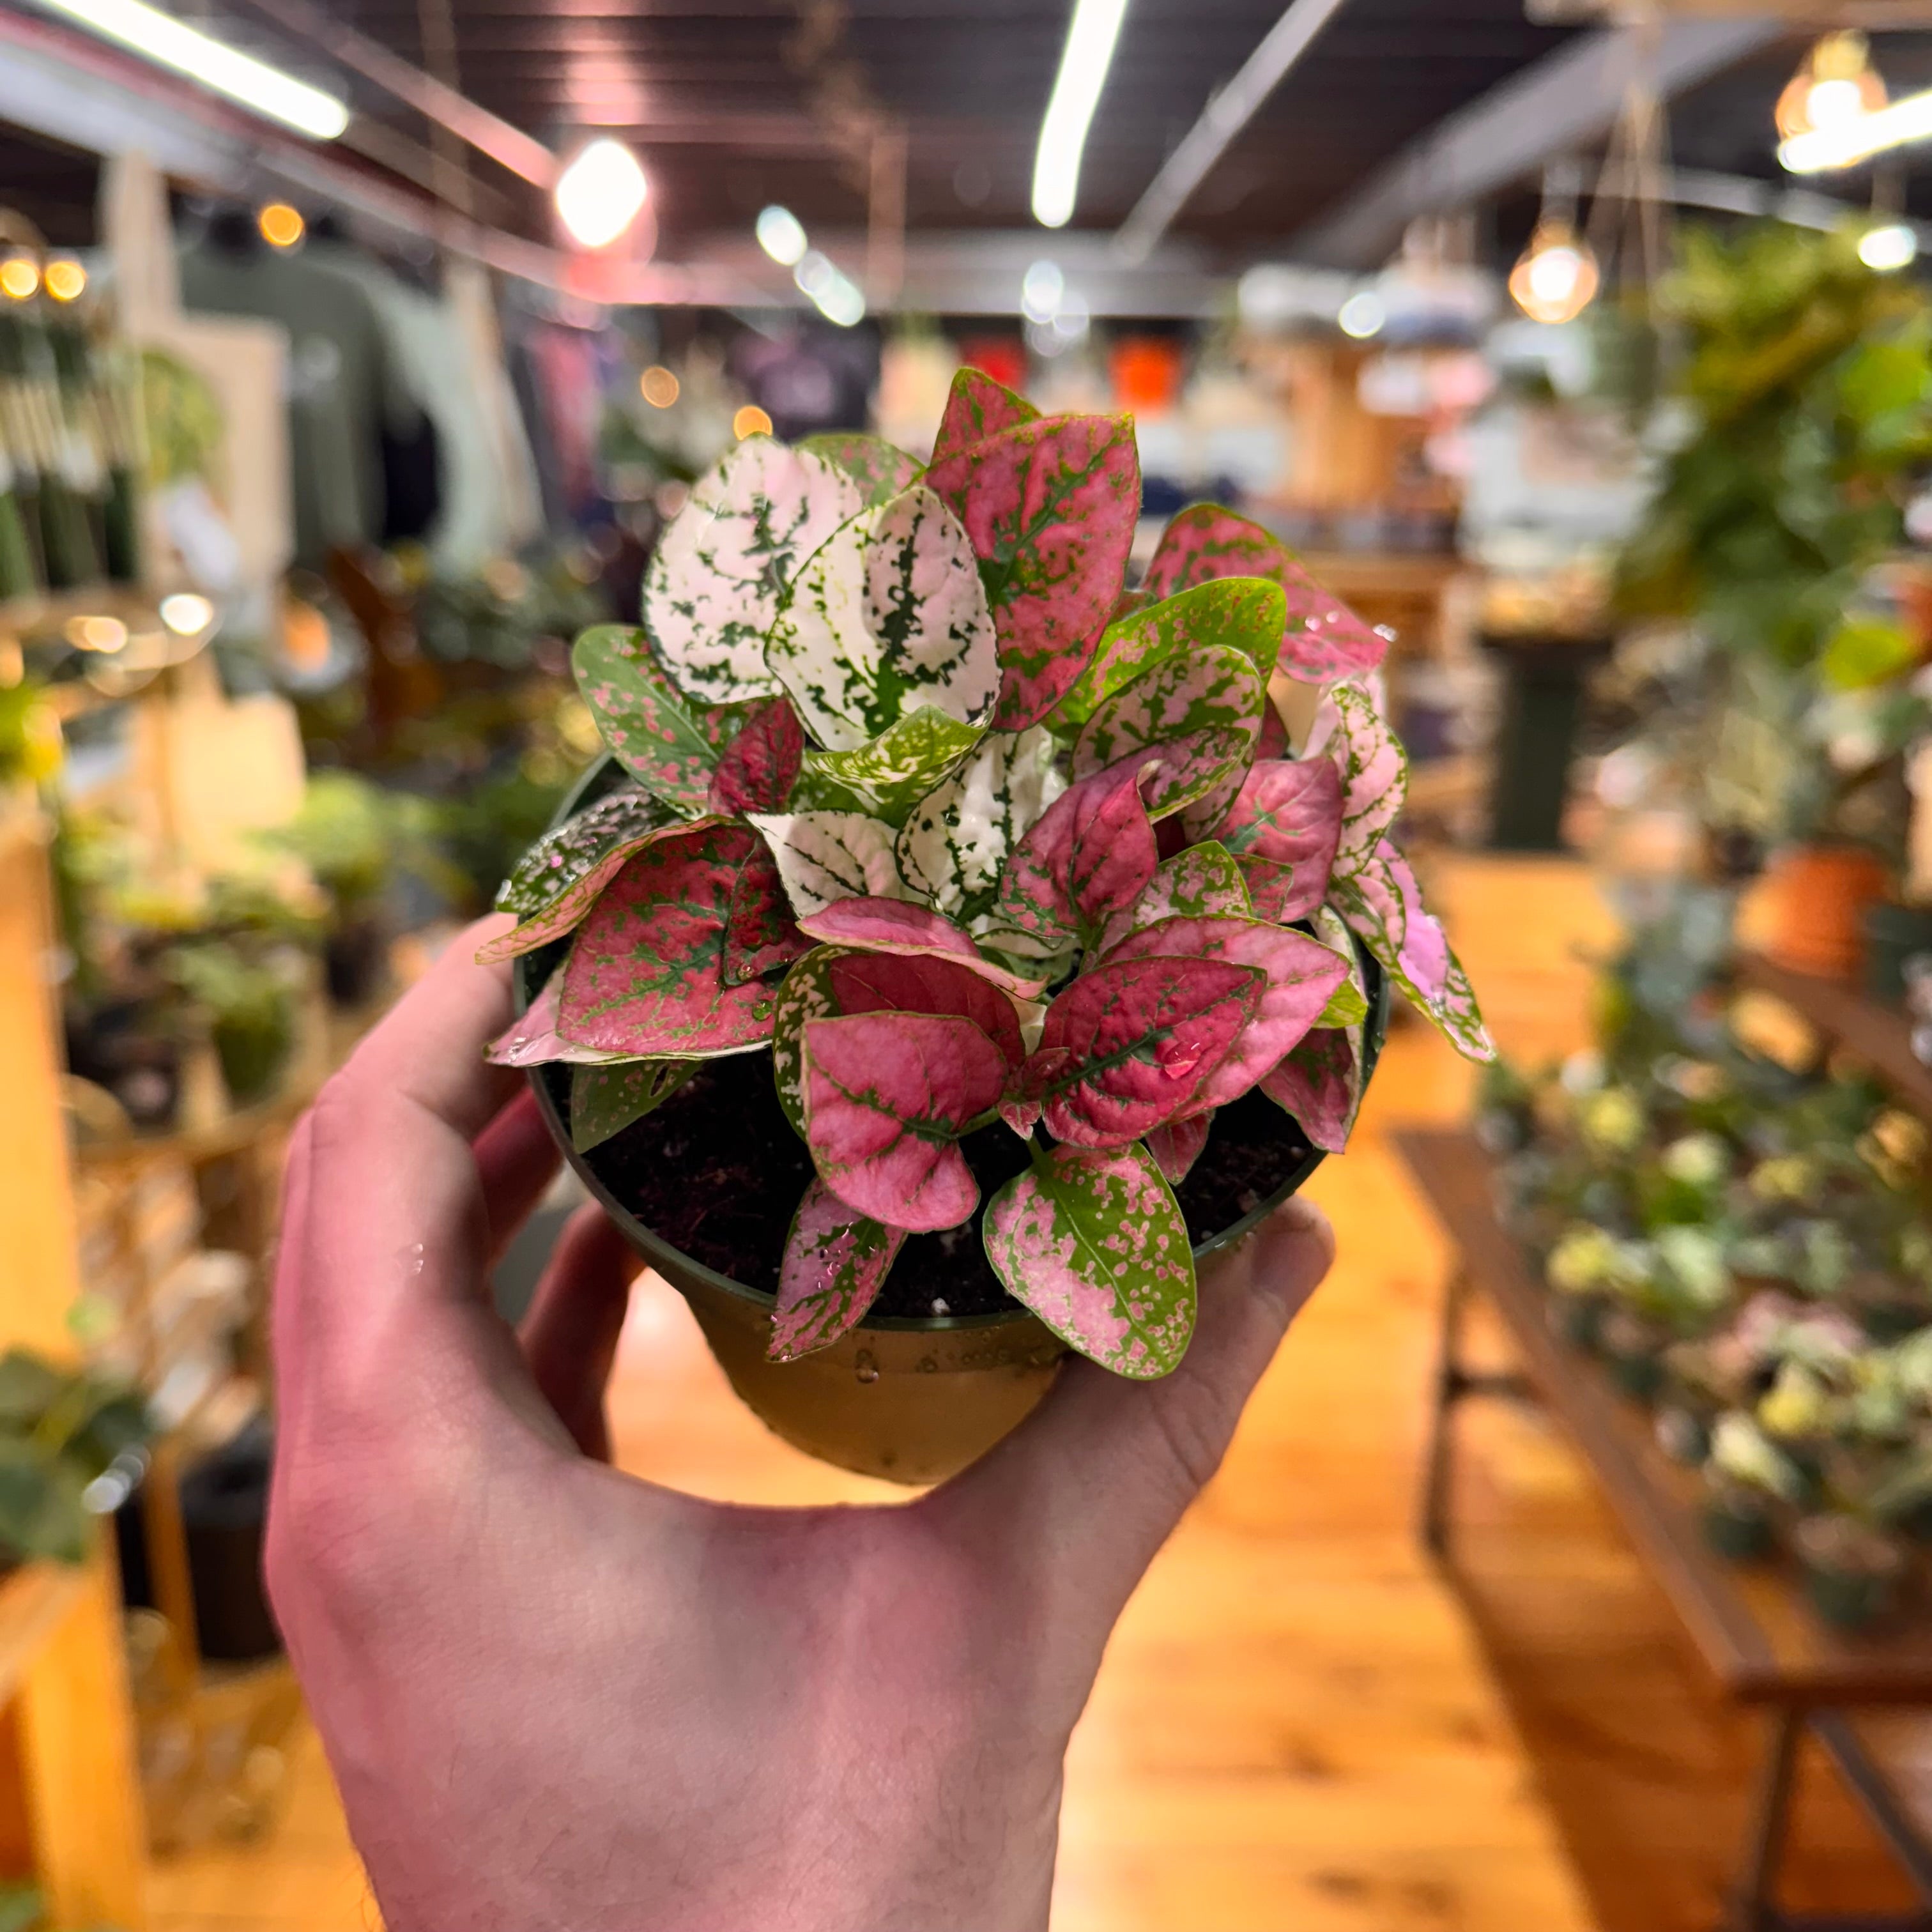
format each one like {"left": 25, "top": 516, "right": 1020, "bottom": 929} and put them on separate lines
{"left": 554, "top": 1051, "right": 1317, "bottom": 1322}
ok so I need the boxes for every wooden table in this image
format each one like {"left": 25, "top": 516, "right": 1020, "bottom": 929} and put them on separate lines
{"left": 1398, "top": 1126, "right": 1932, "bottom": 1932}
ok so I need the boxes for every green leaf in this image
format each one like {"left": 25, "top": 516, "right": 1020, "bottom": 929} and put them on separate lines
{"left": 1098, "top": 840, "right": 1251, "bottom": 951}
{"left": 770, "top": 948, "right": 843, "bottom": 1136}
{"left": 983, "top": 1142, "right": 1196, "bottom": 1378}
{"left": 570, "top": 1059, "right": 698, "bottom": 1152}
{"left": 574, "top": 626, "right": 735, "bottom": 818}
{"left": 1821, "top": 616, "right": 1915, "bottom": 691}
{"left": 1054, "top": 578, "right": 1287, "bottom": 731}
{"left": 1311, "top": 903, "right": 1368, "bottom": 1028}
{"left": 799, "top": 709, "right": 985, "bottom": 824}
{"left": 798, "top": 432, "right": 923, "bottom": 507}
{"left": 896, "top": 726, "right": 1066, "bottom": 927}
{"left": 767, "top": 486, "right": 1000, "bottom": 751}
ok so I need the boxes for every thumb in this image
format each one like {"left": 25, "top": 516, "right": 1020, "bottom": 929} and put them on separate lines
{"left": 928, "top": 1194, "right": 1334, "bottom": 1657}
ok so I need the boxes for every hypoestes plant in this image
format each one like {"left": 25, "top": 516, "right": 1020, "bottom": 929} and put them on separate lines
{"left": 485, "top": 372, "right": 1491, "bottom": 1379}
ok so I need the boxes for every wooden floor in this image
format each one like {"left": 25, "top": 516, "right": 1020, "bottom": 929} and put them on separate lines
{"left": 146, "top": 857, "right": 1921, "bottom": 1931}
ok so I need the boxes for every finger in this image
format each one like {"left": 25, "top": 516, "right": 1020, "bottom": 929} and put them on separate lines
{"left": 930, "top": 1195, "right": 1335, "bottom": 1658}
{"left": 518, "top": 1203, "right": 640, "bottom": 1462}
{"left": 277, "top": 915, "right": 533, "bottom": 1404}
{"left": 475, "top": 1087, "right": 562, "bottom": 1263}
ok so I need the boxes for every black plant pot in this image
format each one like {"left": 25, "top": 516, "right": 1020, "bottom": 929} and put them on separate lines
{"left": 1862, "top": 900, "right": 1932, "bottom": 1008}
{"left": 516, "top": 756, "right": 1391, "bottom": 1483}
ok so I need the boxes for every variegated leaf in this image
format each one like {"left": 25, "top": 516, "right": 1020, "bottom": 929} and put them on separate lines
{"left": 930, "top": 366, "right": 1039, "bottom": 464}
{"left": 1103, "top": 914, "right": 1350, "bottom": 1114}
{"left": 828, "top": 949, "right": 1026, "bottom": 1069}
{"left": 802, "top": 1011, "right": 1009, "bottom": 1232}
{"left": 747, "top": 811, "right": 910, "bottom": 918}
{"left": 1071, "top": 645, "right": 1265, "bottom": 792}
{"left": 1144, "top": 1112, "right": 1212, "bottom": 1184}
{"left": 770, "top": 1179, "right": 907, "bottom": 1360}
{"left": 723, "top": 838, "right": 806, "bottom": 984}
{"left": 574, "top": 627, "right": 737, "bottom": 818}
{"left": 486, "top": 969, "right": 633, "bottom": 1068}
{"left": 993, "top": 753, "right": 1159, "bottom": 946}
{"left": 767, "top": 486, "right": 1000, "bottom": 751}
{"left": 1310, "top": 903, "right": 1368, "bottom": 1029}
{"left": 1312, "top": 682, "right": 1406, "bottom": 877}
{"left": 1142, "top": 502, "right": 1390, "bottom": 684}
{"left": 1216, "top": 758, "right": 1344, "bottom": 922}
{"left": 708, "top": 698, "right": 804, "bottom": 816}
{"left": 1096, "top": 840, "right": 1251, "bottom": 954}
{"left": 1259, "top": 1028, "right": 1360, "bottom": 1154}
{"left": 770, "top": 947, "right": 844, "bottom": 1135}
{"left": 983, "top": 1142, "right": 1195, "bottom": 1379}
{"left": 1331, "top": 843, "right": 1493, "bottom": 1062}
{"left": 571, "top": 1058, "right": 698, "bottom": 1153}
{"left": 926, "top": 414, "right": 1140, "bottom": 730}
{"left": 1054, "top": 578, "right": 1286, "bottom": 730}
{"left": 480, "top": 787, "right": 678, "bottom": 963}
{"left": 1137, "top": 726, "right": 1255, "bottom": 822}
{"left": 557, "top": 821, "right": 779, "bottom": 1057}
{"left": 1029, "top": 953, "right": 1262, "bottom": 1147}
{"left": 642, "top": 438, "right": 864, "bottom": 702}
{"left": 797, "top": 897, "right": 1045, "bottom": 997}
{"left": 801, "top": 708, "right": 985, "bottom": 824}
{"left": 896, "top": 725, "right": 1065, "bottom": 927}
{"left": 797, "top": 432, "right": 923, "bottom": 507}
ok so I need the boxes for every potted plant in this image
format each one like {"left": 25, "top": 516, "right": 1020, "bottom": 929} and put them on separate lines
{"left": 0, "top": 1347, "right": 150, "bottom": 1570}
{"left": 1794, "top": 1512, "right": 1907, "bottom": 1629}
{"left": 482, "top": 373, "right": 1492, "bottom": 1480}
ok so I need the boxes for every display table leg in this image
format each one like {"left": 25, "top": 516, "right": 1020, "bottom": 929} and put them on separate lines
{"left": 1730, "top": 1708, "right": 1800, "bottom": 1932}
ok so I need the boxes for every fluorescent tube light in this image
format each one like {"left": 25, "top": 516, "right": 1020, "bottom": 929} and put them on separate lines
{"left": 1780, "top": 84, "right": 1932, "bottom": 174}
{"left": 1031, "top": 0, "right": 1130, "bottom": 229}
{"left": 31, "top": 0, "right": 349, "bottom": 139}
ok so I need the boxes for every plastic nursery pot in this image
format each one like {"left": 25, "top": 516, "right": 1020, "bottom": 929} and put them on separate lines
{"left": 1759, "top": 842, "right": 1889, "bottom": 982}
{"left": 514, "top": 756, "right": 1391, "bottom": 1487}
{"left": 1795, "top": 1518, "right": 1906, "bottom": 1632}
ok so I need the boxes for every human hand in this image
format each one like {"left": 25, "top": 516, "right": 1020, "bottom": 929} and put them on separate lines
{"left": 266, "top": 918, "right": 1335, "bottom": 1932}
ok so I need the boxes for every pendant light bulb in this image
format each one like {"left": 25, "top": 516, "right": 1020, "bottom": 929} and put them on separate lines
{"left": 1777, "top": 33, "right": 1886, "bottom": 144}
{"left": 1508, "top": 218, "right": 1600, "bottom": 326}
{"left": 555, "top": 138, "right": 650, "bottom": 250}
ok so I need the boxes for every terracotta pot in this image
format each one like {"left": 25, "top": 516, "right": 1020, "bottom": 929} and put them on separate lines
{"left": 517, "top": 756, "right": 1390, "bottom": 1485}
{"left": 1759, "top": 842, "right": 1889, "bottom": 981}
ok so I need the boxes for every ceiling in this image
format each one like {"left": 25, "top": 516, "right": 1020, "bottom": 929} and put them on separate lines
{"left": 11, "top": 0, "right": 1932, "bottom": 280}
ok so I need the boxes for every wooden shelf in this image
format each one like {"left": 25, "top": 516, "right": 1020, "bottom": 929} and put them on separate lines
{"left": 1735, "top": 951, "right": 1932, "bottom": 1119}
{"left": 0, "top": 1563, "right": 86, "bottom": 1708}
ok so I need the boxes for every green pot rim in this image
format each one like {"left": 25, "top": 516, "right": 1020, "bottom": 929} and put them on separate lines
{"left": 514, "top": 753, "right": 1391, "bottom": 1337}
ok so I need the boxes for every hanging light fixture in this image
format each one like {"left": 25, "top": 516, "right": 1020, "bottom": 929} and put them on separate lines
{"left": 554, "top": 138, "right": 649, "bottom": 250}
{"left": 1777, "top": 33, "right": 1885, "bottom": 146}
{"left": 1508, "top": 162, "right": 1599, "bottom": 326}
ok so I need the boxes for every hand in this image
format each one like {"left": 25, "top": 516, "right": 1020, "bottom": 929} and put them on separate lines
{"left": 266, "top": 918, "right": 1335, "bottom": 1932}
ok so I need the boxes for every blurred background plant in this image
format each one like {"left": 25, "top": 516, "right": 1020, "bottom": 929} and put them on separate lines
{"left": 0, "top": 1346, "right": 151, "bottom": 1569}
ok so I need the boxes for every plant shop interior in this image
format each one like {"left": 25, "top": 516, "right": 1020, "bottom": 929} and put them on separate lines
{"left": 31, "top": 0, "right": 1932, "bottom": 1927}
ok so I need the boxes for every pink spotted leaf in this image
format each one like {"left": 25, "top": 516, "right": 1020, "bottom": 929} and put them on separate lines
{"left": 1331, "top": 841, "right": 1494, "bottom": 1062}
{"left": 770, "top": 1179, "right": 908, "bottom": 1360}
{"left": 828, "top": 950, "right": 1025, "bottom": 1069}
{"left": 801, "top": 1011, "right": 1009, "bottom": 1232}
{"left": 797, "top": 896, "right": 1045, "bottom": 998}
{"left": 1104, "top": 914, "right": 1352, "bottom": 1114}
{"left": 983, "top": 1142, "right": 1195, "bottom": 1378}
{"left": 573, "top": 625, "right": 739, "bottom": 818}
{"left": 1311, "top": 682, "right": 1407, "bottom": 877}
{"left": 569, "top": 1058, "right": 698, "bottom": 1153}
{"left": 1260, "top": 1029, "right": 1361, "bottom": 1154}
{"left": 1142, "top": 503, "right": 1390, "bottom": 684}
{"left": 479, "top": 786, "right": 679, "bottom": 963}
{"left": 993, "top": 754, "right": 1160, "bottom": 946}
{"left": 926, "top": 413, "right": 1140, "bottom": 730}
{"left": 1028, "top": 953, "right": 1261, "bottom": 1147}
{"left": 556, "top": 821, "right": 779, "bottom": 1057}
{"left": 722, "top": 838, "right": 807, "bottom": 985}
{"left": 929, "top": 367, "right": 1039, "bottom": 465}
{"left": 486, "top": 969, "right": 633, "bottom": 1068}
{"left": 1096, "top": 840, "right": 1251, "bottom": 954}
{"left": 798, "top": 432, "right": 923, "bottom": 508}
{"left": 708, "top": 698, "right": 804, "bottom": 816}
{"left": 1144, "top": 1111, "right": 1212, "bottom": 1184}
{"left": 1215, "top": 757, "right": 1344, "bottom": 922}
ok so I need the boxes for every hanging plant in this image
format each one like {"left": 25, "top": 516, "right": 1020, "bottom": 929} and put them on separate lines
{"left": 485, "top": 370, "right": 1492, "bottom": 1401}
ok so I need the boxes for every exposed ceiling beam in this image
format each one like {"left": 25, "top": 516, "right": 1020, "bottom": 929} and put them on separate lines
{"left": 232, "top": 0, "right": 560, "bottom": 187}
{"left": 1293, "top": 16, "right": 1786, "bottom": 268}
{"left": 1114, "top": 0, "right": 1351, "bottom": 264}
